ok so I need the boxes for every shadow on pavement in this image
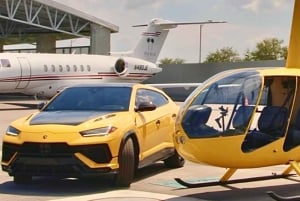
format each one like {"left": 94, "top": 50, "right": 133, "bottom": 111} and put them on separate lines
{"left": 0, "top": 162, "right": 171, "bottom": 197}
{"left": 176, "top": 179, "right": 300, "bottom": 201}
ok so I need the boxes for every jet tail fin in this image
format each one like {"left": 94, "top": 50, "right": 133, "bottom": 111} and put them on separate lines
{"left": 128, "top": 18, "right": 226, "bottom": 63}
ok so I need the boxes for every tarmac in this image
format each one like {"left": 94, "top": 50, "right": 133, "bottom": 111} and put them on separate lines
{"left": 50, "top": 189, "right": 202, "bottom": 201}
{"left": 1, "top": 95, "right": 300, "bottom": 201}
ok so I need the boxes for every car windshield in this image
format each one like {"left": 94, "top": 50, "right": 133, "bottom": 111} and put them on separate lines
{"left": 43, "top": 86, "right": 132, "bottom": 111}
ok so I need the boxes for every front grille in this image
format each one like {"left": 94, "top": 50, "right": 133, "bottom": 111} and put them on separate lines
{"left": 2, "top": 142, "right": 112, "bottom": 164}
{"left": 10, "top": 156, "right": 112, "bottom": 176}
{"left": 78, "top": 144, "right": 112, "bottom": 163}
{"left": 20, "top": 142, "right": 73, "bottom": 156}
{"left": 2, "top": 143, "right": 19, "bottom": 162}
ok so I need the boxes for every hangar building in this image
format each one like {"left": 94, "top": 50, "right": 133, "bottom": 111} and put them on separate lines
{"left": 0, "top": 0, "right": 119, "bottom": 54}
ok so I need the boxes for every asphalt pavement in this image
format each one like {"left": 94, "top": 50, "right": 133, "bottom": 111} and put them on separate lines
{"left": 1, "top": 97, "right": 300, "bottom": 201}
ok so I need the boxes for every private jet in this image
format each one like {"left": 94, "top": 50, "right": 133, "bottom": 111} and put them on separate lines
{"left": 0, "top": 18, "right": 221, "bottom": 98}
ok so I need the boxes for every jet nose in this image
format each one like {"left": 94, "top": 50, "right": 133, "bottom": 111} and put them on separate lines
{"left": 152, "top": 65, "right": 162, "bottom": 73}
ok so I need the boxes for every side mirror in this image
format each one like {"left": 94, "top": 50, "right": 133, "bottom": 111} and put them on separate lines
{"left": 37, "top": 102, "right": 47, "bottom": 110}
{"left": 135, "top": 101, "right": 156, "bottom": 112}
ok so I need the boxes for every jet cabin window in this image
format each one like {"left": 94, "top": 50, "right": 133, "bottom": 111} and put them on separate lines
{"left": 73, "top": 65, "right": 77, "bottom": 72}
{"left": 87, "top": 65, "right": 91, "bottom": 71}
{"left": 182, "top": 71, "right": 261, "bottom": 138}
{"left": 80, "top": 65, "right": 84, "bottom": 72}
{"left": 1, "top": 59, "right": 11, "bottom": 67}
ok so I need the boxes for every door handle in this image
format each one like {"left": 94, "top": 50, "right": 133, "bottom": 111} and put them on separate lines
{"left": 156, "top": 120, "right": 161, "bottom": 126}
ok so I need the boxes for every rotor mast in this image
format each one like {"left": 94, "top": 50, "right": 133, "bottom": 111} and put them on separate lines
{"left": 286, "top": 0, "right": 300, "bottom": 68}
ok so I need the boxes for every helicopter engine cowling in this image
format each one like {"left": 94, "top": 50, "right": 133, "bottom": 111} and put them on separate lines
{"left": 113, "top": 57, "right": 161, "bottom": 79}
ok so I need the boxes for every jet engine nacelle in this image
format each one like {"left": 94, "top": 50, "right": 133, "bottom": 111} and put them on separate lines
{"left": 113, "top": 57, "right": 161, "bottom": 78}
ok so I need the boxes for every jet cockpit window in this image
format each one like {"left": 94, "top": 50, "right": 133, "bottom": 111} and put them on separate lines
{"left": 182, "top": 70, "right": 261, "bottom": 138}
{"left": 1, "top": 59, "right": 11, "bottom": 67}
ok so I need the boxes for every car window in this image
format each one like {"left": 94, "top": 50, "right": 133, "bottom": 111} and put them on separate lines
{"left": 44, "top": 86, "right": 132, "bottom": 111}
{"left": 136, "top": 89, "right": 169, "bottom": 108}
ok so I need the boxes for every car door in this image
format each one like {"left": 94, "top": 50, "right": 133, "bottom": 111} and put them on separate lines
{"left": 135, "top": 89, "right": 175, "bottom": 159}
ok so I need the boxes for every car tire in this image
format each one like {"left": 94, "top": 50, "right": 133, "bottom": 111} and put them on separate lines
{"left": 114, "top": 137, "right": 135, "bottom": 187}
{"left": 13, "top": 175, "right": 32, "bottom": 184}
{"left": 164, "top": 150, "right": 185, "bottom": 168}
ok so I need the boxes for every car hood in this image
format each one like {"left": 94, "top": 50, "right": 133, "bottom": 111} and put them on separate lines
{"left": 30, "top": 111, "right": 112, "bottom": 126}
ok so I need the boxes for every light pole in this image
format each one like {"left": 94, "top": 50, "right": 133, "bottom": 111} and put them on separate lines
{"left": 199, "top": 24, "right": 203, "bottom": 63}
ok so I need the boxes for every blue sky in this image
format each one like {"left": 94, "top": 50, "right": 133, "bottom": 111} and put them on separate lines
{"left": 54, "top": 0, "right": 293, "bottom": 63}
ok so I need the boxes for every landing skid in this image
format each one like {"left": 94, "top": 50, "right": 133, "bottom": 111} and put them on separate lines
{"left": 175, "top": 161, "right": 300, "bottom": 188}
{"left": 174, "top": 174, "right": 294, "bottom": 188}
{"left": 267, "top": 191, "right": 300, "bottom": 201}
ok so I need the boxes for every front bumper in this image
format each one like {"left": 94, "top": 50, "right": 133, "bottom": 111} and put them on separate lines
{"left": 2, "top": 142, "right": 117, "bottom": 177}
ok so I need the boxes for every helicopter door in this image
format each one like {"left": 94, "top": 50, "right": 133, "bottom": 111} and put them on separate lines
{"left": 284, "top": 76, "right": 300, "bottom": 151}
{"left": 15, "top": 57, "right": 31, "bottom": 89}
{"left": 242, "top": 76, "right": 296, "bottom": 152}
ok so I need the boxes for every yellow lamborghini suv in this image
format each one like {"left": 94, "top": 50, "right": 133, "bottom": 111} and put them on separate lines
{"left": 1, "top": 83, "right": 184, "bottom": 186}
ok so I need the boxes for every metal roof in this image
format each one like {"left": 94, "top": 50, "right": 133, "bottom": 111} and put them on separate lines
{"left": 0, "top": 0, "right": 119, "bottom": 44}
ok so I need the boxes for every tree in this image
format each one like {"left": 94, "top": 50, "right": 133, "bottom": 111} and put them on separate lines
{"left": 159, "top": 58, "right": 185, "bottom": 64}
{"left": 204, "top": 47, "right": 241, "bottom": 63}
{"left": 281, "top": 46, "right": 288, "bottom": 60}
{"left": 244, "top": 38, "right": 287, "bottom": 61}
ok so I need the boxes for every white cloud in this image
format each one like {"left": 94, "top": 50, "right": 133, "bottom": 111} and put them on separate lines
{"left": 121, "top": 0, "right": 164, "bottom": 10}
{"left": 215, "top": 0, "right": 291, "bottom": 13}
{"left": 242, "top": 0, "right": 291, "bottom": 13}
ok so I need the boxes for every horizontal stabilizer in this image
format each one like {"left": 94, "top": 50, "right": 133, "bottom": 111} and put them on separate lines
{"left": 133, "top": 19, "right": 226, "bottom": 27}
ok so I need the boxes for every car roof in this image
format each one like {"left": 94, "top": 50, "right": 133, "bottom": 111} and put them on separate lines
{"left": 60, "top": 83, "right": 168, "bottom": 96}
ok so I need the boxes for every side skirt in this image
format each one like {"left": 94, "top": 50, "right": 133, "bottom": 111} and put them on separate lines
{"left": 138, "top": 147, "right": 174, "bottom": 169}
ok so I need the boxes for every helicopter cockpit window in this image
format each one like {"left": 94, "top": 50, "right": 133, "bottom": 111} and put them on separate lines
{"left": 182, "top": 70, "right": 261, "bottom": 138}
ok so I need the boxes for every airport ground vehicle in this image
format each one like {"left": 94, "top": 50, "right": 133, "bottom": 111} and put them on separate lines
{"left": 1, "top": 83, "right": 184, "bottom": 187}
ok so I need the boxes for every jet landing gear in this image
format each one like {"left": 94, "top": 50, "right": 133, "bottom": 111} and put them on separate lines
{"left": 174, "top": 161, "right": 300, "bottom": 188}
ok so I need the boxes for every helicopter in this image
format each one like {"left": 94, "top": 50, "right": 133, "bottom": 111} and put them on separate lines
{"left": 173, "top": 0, "right": 300, "bottom": 189}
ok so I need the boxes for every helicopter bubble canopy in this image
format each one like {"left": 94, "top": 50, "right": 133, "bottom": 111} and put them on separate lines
{"left": 180, "top": 70, "right": 262, "bottom": 139}
{"left": 175, "top": 68, "right": 300, "bottom": 168}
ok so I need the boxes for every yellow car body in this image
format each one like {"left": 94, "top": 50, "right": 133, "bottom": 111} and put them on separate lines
{"left": 2, "top": 83, "right": 184, "bottom": 186}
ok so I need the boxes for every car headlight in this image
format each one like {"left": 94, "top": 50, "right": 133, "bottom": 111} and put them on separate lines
{"left": 6, "top": 126, "right": 21, "bottom": 136}
{"left": 79, "top": 126, "right": 117, "bottom": 137}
